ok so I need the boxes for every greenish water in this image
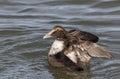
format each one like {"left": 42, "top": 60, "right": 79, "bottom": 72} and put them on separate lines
{"left": 0, "top": 0, "right": 120, "bottom": 79}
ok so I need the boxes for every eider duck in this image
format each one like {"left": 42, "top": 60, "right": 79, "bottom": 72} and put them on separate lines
{"left": 43, "top": 26, "right": 112, "bottom": 71}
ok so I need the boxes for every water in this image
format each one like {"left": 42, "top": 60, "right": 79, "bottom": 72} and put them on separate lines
{"left": 0, "top": 0, "right": 120, "bottom": 79}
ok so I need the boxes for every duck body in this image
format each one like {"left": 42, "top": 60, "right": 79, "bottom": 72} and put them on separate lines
{"left": 43, "top": 26, "right": 112, "bottom": 71}
{"left": 48, "top": 39, "right": 84, "bottom": 71}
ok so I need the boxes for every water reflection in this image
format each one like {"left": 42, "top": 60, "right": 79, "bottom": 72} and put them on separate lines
{"left": 47, "top": 65, "right": 91, "bottom": 79}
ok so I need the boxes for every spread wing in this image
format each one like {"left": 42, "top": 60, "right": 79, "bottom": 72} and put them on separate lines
{"left": 81, "top": 42, "right": 112, "bottom": 58}
{"left": 68, "top": 29, "right": 99, "bottom": 43}
{"left": 64, "top": 45, "right": 91, "bottom": 64}
{"left": 64, "top": 41, "right": 112, "bottom": 64}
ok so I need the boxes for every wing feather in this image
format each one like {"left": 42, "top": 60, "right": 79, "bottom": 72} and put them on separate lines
{"left": 81, "top": 42, "right": 112, "bottom": 58}
{"left": 68, "top": 30, "right": 99, "bottom": 43}
{"left": 64, "top": 41, "right": 112, "bottom": 64}
{"left": 64, "top": 45, "right": 91, "bottom": 64}
{"left": 65, "top": 51, "right": 77, "bottom": 63}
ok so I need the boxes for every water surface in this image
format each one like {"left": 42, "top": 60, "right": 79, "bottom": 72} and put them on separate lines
{"left": 0, "top": 0, "right": 120, "bottom": 79}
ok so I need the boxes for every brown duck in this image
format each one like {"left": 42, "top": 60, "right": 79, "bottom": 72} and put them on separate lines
{"left": 43, "top": 26, "right": 112, "bottom": 71}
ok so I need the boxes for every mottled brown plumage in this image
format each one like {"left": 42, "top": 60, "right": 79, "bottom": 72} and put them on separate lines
{"left": 43, "top": 26, "right": 112, "bottom": 71}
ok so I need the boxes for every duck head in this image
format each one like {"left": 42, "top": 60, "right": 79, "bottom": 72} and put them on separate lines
{"left": 43, "top": 26, "right": 67, "bottom": 39}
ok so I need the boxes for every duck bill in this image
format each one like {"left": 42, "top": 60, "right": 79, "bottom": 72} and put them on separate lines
{"left": 43, "top": 30, "right": 54, "bottom": 39}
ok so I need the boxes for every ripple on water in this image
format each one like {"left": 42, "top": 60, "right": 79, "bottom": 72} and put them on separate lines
{"left": 91, "top": 59, "right": 120, "bottom": 79}
{"left": 0, "top": 0, "right": 120, "bottom": 79}
{"left": 0, "top": 26, "right": 72, "bottom": 79}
